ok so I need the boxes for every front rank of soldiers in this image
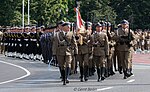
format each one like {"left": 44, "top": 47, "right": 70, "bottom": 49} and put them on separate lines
{"left": 0, "top": 19, "right": 137, "bottom": 85}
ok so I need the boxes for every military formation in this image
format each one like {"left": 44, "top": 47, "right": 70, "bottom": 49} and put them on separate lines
{"left": 0, "top": 20, "right": 150, "bottom": 85}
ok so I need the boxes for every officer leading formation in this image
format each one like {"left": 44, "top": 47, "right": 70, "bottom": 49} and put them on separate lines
{"left": 0, "top": 20, "right": 150, "bottom": 85}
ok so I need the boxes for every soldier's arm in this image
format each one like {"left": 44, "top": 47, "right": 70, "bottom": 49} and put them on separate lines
{"left": 71, "top": 35, "right": 78, "bottom": 55}
{"left": 52, "top": 33, "right": 58, "bottom": 56}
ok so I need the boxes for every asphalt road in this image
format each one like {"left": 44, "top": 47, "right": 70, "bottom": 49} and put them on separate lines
{"left": 0, "top": 53, "right": 150, "bottom": 92}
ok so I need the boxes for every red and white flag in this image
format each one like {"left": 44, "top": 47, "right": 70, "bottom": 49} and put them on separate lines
{"left": 74, "top": 7, "right": 85, "bottom": 32}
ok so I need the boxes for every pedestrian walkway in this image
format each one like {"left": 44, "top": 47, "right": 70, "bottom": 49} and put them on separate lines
{"left": 133, "top": 53, "right": 150, "bottom": 64}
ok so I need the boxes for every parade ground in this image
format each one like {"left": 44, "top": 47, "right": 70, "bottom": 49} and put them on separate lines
{"left": 0, "top": 53, "right": 149, "bottom": 92}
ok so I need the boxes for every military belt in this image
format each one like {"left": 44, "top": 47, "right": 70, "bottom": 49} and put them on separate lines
{"left": 77, "top": 43, "right": 86, "bottom": 46}
{"left": 93, "top": 45, "right": 104, "bottom": 47}
{"left": 58, "top": 44, "right": 71, "bottom": 47}
{"left": 119, "top": 42, "right": 127, "bottom": 45}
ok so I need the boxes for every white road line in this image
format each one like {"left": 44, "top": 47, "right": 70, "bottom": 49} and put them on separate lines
{"left": 97, "top": 87, "right": 113, "bottom": 91}
{"left": 0, "top": 60, "right": 31, "bottom": 85}
{"left": 127, "top": 79, "right": 135, "bottom": 83}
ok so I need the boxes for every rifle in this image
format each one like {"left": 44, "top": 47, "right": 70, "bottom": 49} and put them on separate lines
{"left": 106, "top": 16, "right": 111, "bottom": 41}
{"left": 127, "top": 23, "right": 132, "bottom": 47}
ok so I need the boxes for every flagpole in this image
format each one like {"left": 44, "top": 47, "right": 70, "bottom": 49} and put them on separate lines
{"left": 22, "top": 0, "right": 24, "bottom": 31}
{"left": 28, "top": 0, "right": 30, "bottom": 26}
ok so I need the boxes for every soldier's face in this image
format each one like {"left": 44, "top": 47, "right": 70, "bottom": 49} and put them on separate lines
{"left": 58, "top": 25, "right": 63, "bottom": 30}
{"left": 63, "top": 25, "right": 70, "bottom": 32}
{"left": 96, "top": 26, "right": 102, "bottom": 32}
{"left": 122, "top": 24, "right": 128, "bottom": 29}
{"left": 88, "top": 26, "right": 92, "bottom": 30}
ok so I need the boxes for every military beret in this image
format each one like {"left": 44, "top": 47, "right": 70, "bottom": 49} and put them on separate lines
{"left": 40, "top": 25, "right": 45, "bottom": 28}
{"left": 57, "top": 20, "right": 65, "bottom": 25}
{"left": 121, "top": 20, "right": 129, "bottom": 24}
{"left": 86, "top": 22, "right": 92, "bottom": 27}
{"left": 61, "top": 22, "right": 71, "bottom": 27}
{"left": 95, "top": 22, "right": 102, "bottom": 27}
{"left": 107, "top": 22, "right": 111, "bottom": 27}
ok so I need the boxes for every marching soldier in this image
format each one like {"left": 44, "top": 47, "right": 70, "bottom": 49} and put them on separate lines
{"left": 0, "top": 31, "right": 4, "bottom": 54}
{"left": 91, "top": 22, "right": 109, "bottom": 81}
{"left": 145, "top": 32, "right": 150, "bottom": 52}
{"left": 85, "top": 22, "right": 95, "bottom": 77}
{"left": 52, "top": 21, "right": 65, "bottom": 79}
{"left": 114, "top": 24, "right": 123, "bottom": 74}
{"left": 106, "top": 22, "right": 116, "bottom": 76}
{"left": 36, "top": 27, "right": 43, "bottom": 61}
{"left": 40, "top": 27, "right": 53, "bottom": 64}
{"left": 140, "top": 32, "right": 145, "bottom": 53}
{"left": 115, "top": 20, "right": 135, "bottom": 79}
{"left": 75, "top": 22, "right": 92, "bottom": 82}
{"left": 53, "top": 22, "right": 78, "bottom": 85}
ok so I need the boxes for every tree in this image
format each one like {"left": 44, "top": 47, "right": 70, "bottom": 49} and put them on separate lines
{"left": 110, "top": 0, "right": 150, "bottom": 29}
{"left": 79, "top": 0, "right": 117, "bottom": 24}
{"left": 30, "top": 0, "right": 69, "bottom": 26}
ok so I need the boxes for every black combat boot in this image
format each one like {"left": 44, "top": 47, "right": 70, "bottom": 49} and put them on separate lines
{"left": 92, "top": 67, "right": 96, "bottom": 75}
{"left": 104, "top": 67, "right": 109, "bottom": 78}
{"left": 80, "top": 67, "right": 84, "bottom": 82}
{"left": 118, "top": 66, "right": 123, "bottom": 74}
{"left": 123, "top": 69, "right": 131, "bottom": 79}
{"left": 62, "top": 70, "right": 66, "bottom": 85}
{"left": 129, "top": 68, "right": 133, "bottom": 75}
{"left": 89, "top": 68, "right": 92, "bottom": 76}
{"left": 101, "top": 67, "right": 105, "bottom": 81}
{"left": 97, "top": 67, "right": 100, "bottom": 82}
{"left": 59, "top": 67, "right": 62, "bottom": 79}
{"left": 65, "top": 67, "right": 70, "bottom": 84}
{"left": 84, "top": 66, "right": 88, "bottom": 81}
{"left": 110, "top": 67, "right": 115, "bottom": 75}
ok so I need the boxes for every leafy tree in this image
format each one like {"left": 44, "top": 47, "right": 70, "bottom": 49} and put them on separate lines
{"left": 110, "top": 0, "right": 150, "bottom": 29}
{"left": 79, "top": 0, "right": 117, "bottom": 24}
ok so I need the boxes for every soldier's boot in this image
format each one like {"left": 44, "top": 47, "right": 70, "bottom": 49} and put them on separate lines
{"left": 97, "top": 67, "right": 100, "bottom": 82}
{"left": 107, "top": 68, "right": 111, "bottom": 77}
{"left": 33, "top": 55, "right": 36, "bottom": 61}
{"left": 118, "top": 66, "right": 123, "bottom": 74}
{"left": 104, "top": 67, "right": 109, "bottom": 78}
{"left": 74, "top": 64, "right": 78, "bottom": 74}
{"left": 129, "top": 68, "right": 133, "bottom": 75}
{"left": 123, "top": 69, "right": 127, "bottom": 79}
{"left": 123, "top": 69, "right": 130, "bottom": 79}
{"left": 65, "top": 67, "right": 70, "bottom": 84}
{"left": 84, "top": 66, "right": 88, "bottom": 81}
{"left": 110, "top": 67, "right": 115, "bottom": 75}
{"left": 92, "top": 67, "right": 96, "bottom": 75}
{"left": 79, "top": 67, "right": 84, "bottom": 82}
{"left": 100, "top": 67, "right": 105, "bottom": 81}
{"left": 127, "top": 68, "right": 132, "bottom": 77}
{"left": 62, "top": 70, "right": 66, "bottom": 85}
{"left": 89, "top": 68, "right": 92, "bottom": 76}
{"left": 59, "top": 67, "right": 62, "bottom": 79}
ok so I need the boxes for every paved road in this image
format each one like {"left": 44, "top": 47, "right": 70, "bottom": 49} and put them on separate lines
{"left": 0, "top": 53, "right": 150, "bottom": 92}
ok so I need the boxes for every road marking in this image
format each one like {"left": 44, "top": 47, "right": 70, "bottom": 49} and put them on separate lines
{"left": 97, "top": 87, "right": 113, "bottom": 91}
{"left": 0, "top": 60, "right": 31, "bottom": 85}
{"left": 127, "top": 79, "right": 135, "bottom": 83}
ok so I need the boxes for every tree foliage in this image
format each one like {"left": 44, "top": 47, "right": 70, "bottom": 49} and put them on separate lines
{"left": 110, "top": 0, "right": 150, "bottom": 29}
{"left": 0, "top": 0, "right": 150, "bottom": 29}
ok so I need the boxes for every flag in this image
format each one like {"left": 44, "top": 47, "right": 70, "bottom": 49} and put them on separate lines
{"left": 74, "top": 7, "right": 85, "bottom": 33}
